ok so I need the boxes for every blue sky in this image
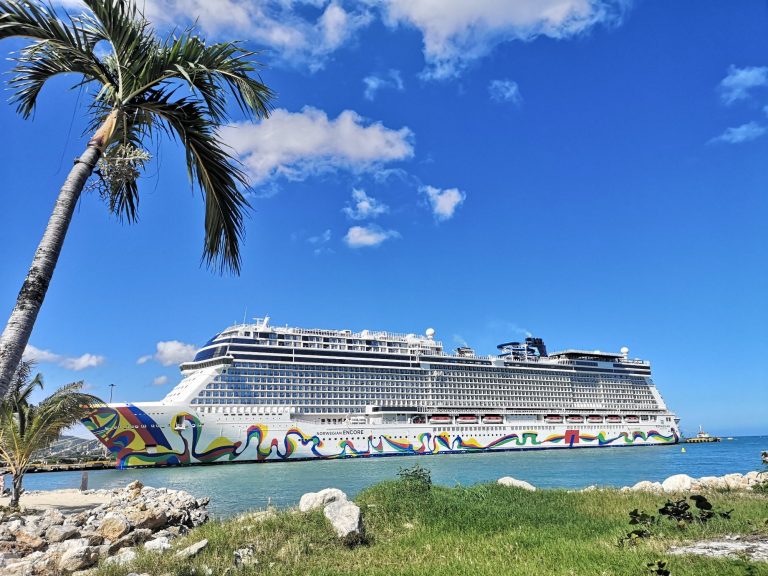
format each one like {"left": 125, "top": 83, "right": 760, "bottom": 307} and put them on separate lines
{"left": 0, "top": 0, "right": 766, "bottom": 436}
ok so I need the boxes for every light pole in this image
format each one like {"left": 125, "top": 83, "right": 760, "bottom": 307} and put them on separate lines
{"left": 108, "top": 383, "right": 116, "bottom": 404}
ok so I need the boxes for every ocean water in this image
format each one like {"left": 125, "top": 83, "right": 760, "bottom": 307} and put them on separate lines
{"left": 21, "top": 436, "right": 767, "bottom": 517}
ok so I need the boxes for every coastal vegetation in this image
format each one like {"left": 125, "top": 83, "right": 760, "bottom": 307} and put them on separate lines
{"left": 0, "top": 0, "right": 274, "bottom": 395}
{"left": 0, "top": 362, "right": 101, "bottom": 507}
{"left": 94, "top": 475, "right": 768, "bottom": 576}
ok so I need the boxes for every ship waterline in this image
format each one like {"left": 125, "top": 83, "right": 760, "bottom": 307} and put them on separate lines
{"left": 83, "top": 318, "right": 680, "bottom": 468}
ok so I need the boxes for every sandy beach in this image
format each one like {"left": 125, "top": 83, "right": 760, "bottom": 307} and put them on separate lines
{"left": 0, "top": 489, "right": 112, "bottom": 513}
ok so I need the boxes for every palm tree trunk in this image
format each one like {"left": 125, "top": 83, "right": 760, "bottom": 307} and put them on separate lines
{"left": 0, "top": 112, "right": 116, "bottom": 397}
{"left": 10, "top": 471, "right": 23, "bottom": 509}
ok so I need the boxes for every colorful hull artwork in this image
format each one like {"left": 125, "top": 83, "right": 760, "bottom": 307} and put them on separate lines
{"left": 83, "top": 404, "right": 679, "bottom": 469}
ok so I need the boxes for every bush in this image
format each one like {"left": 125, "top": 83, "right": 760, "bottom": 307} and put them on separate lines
{"left": 397, "top": 463, "right": 432, "bottom": 493}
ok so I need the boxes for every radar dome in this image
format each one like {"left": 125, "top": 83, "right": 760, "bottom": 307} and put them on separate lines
{"left": 425, "top": 328, "right": 436, "bottom": 339}
{"left": 620, "top": 346, "right": 629, "bottom": 356}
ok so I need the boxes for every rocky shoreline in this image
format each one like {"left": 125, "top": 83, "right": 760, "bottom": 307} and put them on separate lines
{"left": 0, "top": 469, "right": 764, "bottom": 574}
{"left": 0, "top": 481, "right": 209, "bottom": 575}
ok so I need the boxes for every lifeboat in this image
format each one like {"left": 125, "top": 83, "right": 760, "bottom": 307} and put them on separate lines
{"left": 545, "top": 414, "right": 564, "bottom": 423}
{"left": 606, "top": 415, "right": 622, "bottom": 423}
{"left": 587, "top": 415, "right": 604, "bottom": 423}
{"left": 566, "top": 415, "right": 584, "bottom": 424}
{"left": 482, "top": 415, "right": 503, "bottom": 424}
{"left": 624, "top": 415, "right": 640, "bottom": 423}
{"left": 412, "top": 415, "right": 426, "bottom": 425}
{"left": 457, "top": 415, "right": 478, "bottom": 424}
{"left": 429, "top": 415, "right": 452, "bottom": 424}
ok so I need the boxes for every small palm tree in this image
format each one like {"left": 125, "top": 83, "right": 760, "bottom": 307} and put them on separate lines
{"left": 0, "top": 0, "right": 274, "bottom": 395}
{"left": 0, "top": 361, "right": 102, "bottom": 508}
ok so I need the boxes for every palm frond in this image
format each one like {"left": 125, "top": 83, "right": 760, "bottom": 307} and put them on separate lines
{"left": 0, "top": 0, "right": 113, "bottom": 117}
{"left": 135, "top": 95, "right": 250, "bottom": 273}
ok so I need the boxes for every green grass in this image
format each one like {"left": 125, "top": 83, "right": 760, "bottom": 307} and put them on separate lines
{"left": 95, "top": 481, "right": 768, "bottom": 576}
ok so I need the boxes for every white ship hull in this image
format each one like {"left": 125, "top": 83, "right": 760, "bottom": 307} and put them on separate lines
{"left": 84, "top": 402, "right": 679, "bottom": 468}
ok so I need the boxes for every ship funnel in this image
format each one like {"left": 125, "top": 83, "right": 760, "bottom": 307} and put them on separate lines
{"left": 525, "top": 337, "right": 548, "bottom": 357}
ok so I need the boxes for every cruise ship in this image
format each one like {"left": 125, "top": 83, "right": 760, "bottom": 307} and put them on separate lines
{"left": 83, "top": 318, "right": 680, "bottom": 468}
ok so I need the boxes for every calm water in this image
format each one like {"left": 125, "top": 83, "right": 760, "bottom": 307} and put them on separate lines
{"left": 23, "top": 436, "right": 767, "bottom": 517}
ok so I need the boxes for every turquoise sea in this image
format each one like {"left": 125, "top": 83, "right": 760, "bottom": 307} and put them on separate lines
{"left": 23, "top": 436, "right": 767, "bottom": 517}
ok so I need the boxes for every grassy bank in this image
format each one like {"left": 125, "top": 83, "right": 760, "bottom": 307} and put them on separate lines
{"left": 97, "top": 479, "right": 768, "bottom": 576}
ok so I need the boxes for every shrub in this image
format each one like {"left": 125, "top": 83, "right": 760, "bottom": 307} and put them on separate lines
{"left": 397, "top": 464, "right": 432, "bottom": 493}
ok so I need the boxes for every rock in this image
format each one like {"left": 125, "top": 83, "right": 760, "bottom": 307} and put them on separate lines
{"left": 144, "top": 536, "right": 171, "bottom": 553}
{"left": 109, "top": 528, "right": 153, "bottom": 553}
{"left": 662, "top": 474, "right": 695, "bottom": 493}
{"left": 631, "top": 480, "right": 663, "bottom": 493}
{"left": 581, "top": 485, "right": 598, "bottom": 492}
{"left": 98, "top": 512, "right": 131, "bottom": 540}
{"left": 175, "top": 538, "right": 208, "bottom": 559}
{"left": 39, "top": 509, "right": 65, "bottom": 530}
{"left": 46, "top": 524, "right": 80, "bottom": 543}
{"left": 104, "top": 547, "right": 138, "bottom": 566}
{"left": 497, "top": 477, "right": 537, "bottom": 491}
{"left": 233, "top": 546, "right": 258, "bottom": 568}
{"left": 126, "top": 480, "right": 144, "bottom": 494}
{"left": 697, "top": 476, "right": 727, "bottom": 490}
{"left": 58, "top": 545, "right": 98, "bottom": 572}
{"left": 323, "top": 500, "right": 364, "bottom": 543}
{"left": 299, "top": 488, "right": 348, "bottom": 512}
{"left": 13, "top": 529, "right": 46, "bottom": 551}
{"left": 670, "top": 538, "right": 768, "bottom": 562}
{"left": 722, "top": 473, "right": 745, "bottom": 490}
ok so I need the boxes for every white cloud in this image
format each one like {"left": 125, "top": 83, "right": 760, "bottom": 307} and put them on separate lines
{"left": 56, "top": 0, "right": 373, "bottom": 72}
{"left": 719, "top": 66, "right": 768, "bottom": 105}
{"left": 153, "top": 375, "right": 169, "bottom": 386}
{"left": 489, "top": 79, "right": 523, "bottom": 105}
{"left": 344, "top": 225, "right": 400, "bottom": 248}
{"left": 709, "top": 121, "right": 767, "bottom": 144}
{"left": 363, "top": 69, "right": 405, "bottom": 100}
{"left": 307, "top": 229, "right": 333, "bottom": 255}
{"left": 221, "top": 107, "right": 414, "bottom": 185}
{"left": 23, "top": 344, "right": 105, "bottom": 371}
{"left": 421, "top": 185, "right": 466, "bottom": 221}
{"left": 342, "top": 188, "right": 389, "bottom": 220}
{"left": 137, "top": 340, "right": 197, "bottom": 366}
{"left": 308, "top": 229, "right": 332, "bottom": 244}
{"left": 378, "top": 0, "right": 627, "bottom": 79}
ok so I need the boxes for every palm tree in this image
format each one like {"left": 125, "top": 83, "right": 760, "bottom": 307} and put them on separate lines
{"left": 0, "top": 0, "right": 273, "bottom": 396}
{"left": 0, "top": 361, "right": 102, "bottom": 508}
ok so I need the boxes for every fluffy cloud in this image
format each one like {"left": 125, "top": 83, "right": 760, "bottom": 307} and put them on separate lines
{"left": 363, "top": 69, "right": 405, "bottom": 100}
{"left": 489, "top": 79, "right": 523, "bottom": 105}
{"left": 221, "top": 107, "right": 414, "bottom": 185}
{"left": 57, "top": 0, "right": 372, "bottom": 71}
{"left": 138, "top": 341, "right": 197, "bottom": 366}
{"left": 343, "top": 188, "right": 389, "bottom": 220}
{"left": 421, "top": 185, "right": 466, "bottom": 221}
{"left": 153, "top": 375, "right": 169, "bottom": 386}
{"left": 344, "top": 225, "right": 400, "bottom": 247}
{"left": 378, "top": 0, "right": 627, "bottom": 79}
{"left": 709, "top": 121, "right": 767, "bottom": 144}
{"left": 719, "top": 66, "right": 768, "bottom": 105}
{"left": 23, "top": 344, "right": 105, "bottom": 371}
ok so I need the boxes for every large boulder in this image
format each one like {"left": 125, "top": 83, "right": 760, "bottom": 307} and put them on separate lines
{"left": 323, "top": 500, "right": 363, "bottom": 543}
{"left": 662, "top": 474, "right": 695, "bottom": 493}
{"left": 497, "top": 477, "right": 536, "bottom": 491}
{"left": 125, "top": 507, "right": 168, "bottom": 531}
{"left": 57, "top": 545, "right": 97, "bottom": 572}
{"left": 175, "top": 539, "right": 209, "bottom": 559}
{"left": 104, "top": 547, "right": 137, "bottom": 567}
{"left": 46, "top": 524, "right": 80, "bottom": 543}
{"left": 98, "top": 512, "right": 131, "bottom": 541}
{"left": 299, "top": 488, "right": 348, "bottom": 512}
{"left": 630, "top": 480, "right": 663, "bottom": 493}
{"left": 144, "top": 536, "right": 171, "bottom": 553}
